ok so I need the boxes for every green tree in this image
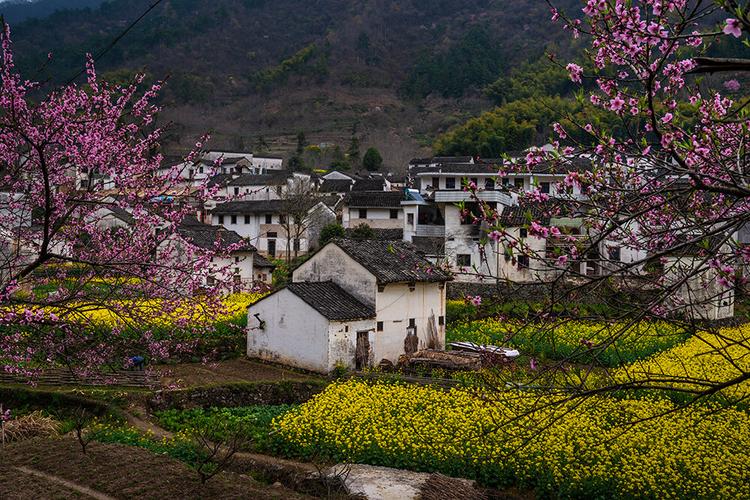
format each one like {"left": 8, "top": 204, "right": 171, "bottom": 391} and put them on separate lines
{"left": 295, "top": 131, "right": 307, "bottom": 156}
{"left": 350, "top": 223, "right": 374, "bottom": 240}
{"left": 484, "top": 55, "right": 576, "bottom": 105}
{"left": 433, "top": 96, "right": 622, "bottom": 157}
{"left": 288, "top": 155, "right": 305, "bottom": 171}
{"left": 255, "top": 135, "right": 269, "bottom": 154}
{"left": 319, "top": 223, "right": 345, "bottom": 247}
{"left": 402, "top": 26, "right": 505, "bottom": 99}
{"left": 330, "top": 145, "right": 349, "bottom": 170}
{"left": 347, "top": 135, "right": 361, "bottom": 168}
{"left": 362, "top": 147, "right": 383, "bottom": 171}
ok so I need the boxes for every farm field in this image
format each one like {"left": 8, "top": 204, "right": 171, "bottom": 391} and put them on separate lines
{"left": 2, "top": 298, "right": 749, "bottom": 499}
{"left": 0, "top": 437, "right": 310, "bottom": 499}
{"left": 260, "top": 321, "right": 750, "bottom": 498}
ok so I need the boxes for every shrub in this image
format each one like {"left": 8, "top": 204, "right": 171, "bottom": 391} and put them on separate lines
{"left": 155, "top": 405, "right": 295, "bottom": 453}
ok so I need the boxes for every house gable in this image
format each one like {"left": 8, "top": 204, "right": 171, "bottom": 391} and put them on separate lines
{"left": 247, "top": 287, "right": 332, "bottom": 372}
{"left": 292, "top": 244, "right": 377, "bottom": 307}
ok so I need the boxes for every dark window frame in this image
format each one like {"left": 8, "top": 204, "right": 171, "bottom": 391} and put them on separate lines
{"left": 457, "top": 254, "right": 471, "bottom": 267}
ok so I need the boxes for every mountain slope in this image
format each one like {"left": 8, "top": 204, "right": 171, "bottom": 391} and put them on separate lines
{"left": 0, "top": 0, "right": 107, "bottom": 23}
{"left": 8, "top": 0, "right": 581, "bottom": 167}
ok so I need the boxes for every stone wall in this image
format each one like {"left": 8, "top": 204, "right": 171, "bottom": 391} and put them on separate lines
{"left": 147, "top": 380, "right": 326, "bottom": 411}
{"left": 447, "top": 281, "right": 659, "bottom": 306}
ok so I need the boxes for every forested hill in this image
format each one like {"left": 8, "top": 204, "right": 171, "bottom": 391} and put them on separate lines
{"left": 0, "top": 0, "right": 107, "bottom": 23}
{"left": 7, "top": 0, "right": 581, "bottom": 166}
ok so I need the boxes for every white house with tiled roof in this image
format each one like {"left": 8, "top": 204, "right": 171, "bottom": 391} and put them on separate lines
{"left": 342, "top": 191, "right": 405, "bottom": 230}
{"left": 247, "top": 239, "right": 452, "bottom": 373}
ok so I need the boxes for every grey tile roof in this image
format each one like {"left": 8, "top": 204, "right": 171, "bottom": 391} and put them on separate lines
{"left": 227, "top": 173, "right": 289, "bottom": 187}
{"left": 212, "top": 200, "right": 285, "bottom": 214}
{"left": 286, "top": 281, "right": 375, "bottom": 321}
{"left": 253, "top": 253, "right": 276, "bottom": 268}
{"left": 177, "top": 217, "right": 254, "bottom": 252}
{"left": 207, "top": 174, "right": 234, "bottom": 188}
{"left": 412, "top": 163, "right": 499, "bottom": 175}
{"left": 331, "top": 239, "right": 452, "bottom": 283}
{"left": 411, "top": 236, "right": 446, "bottom": 256}
{"left": 409, "top": 156, "right": 473, "bottom": 165}
{"left": 107, "top": 206, "right": 136, "bottom": 225}
{"left": 320, "top": 179, "right": 353, "bottom": 193}
{"left": 344, "top": 228, "right": 404, "bottom": 241}
{"left": 352, "top": 178, "right": 386, "bottom": 191}
{"left": 498, "top": 205, "right": 553, "bottom": 227}
{"left": 344, "top": 190, "right": 404, "bottom": 208}
{"left": 412, "top": 157, "right": 595, "bottom": 176}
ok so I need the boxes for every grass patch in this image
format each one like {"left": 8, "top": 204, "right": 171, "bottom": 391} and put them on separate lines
{"left": 154, "top": 405, "right": 296, "bottom": 453}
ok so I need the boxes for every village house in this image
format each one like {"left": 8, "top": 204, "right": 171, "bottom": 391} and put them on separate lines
{"left": 87, "top": 204, "right": 264, "bottom": 290}
{"left": 341, "top": 191, "right": 405, "bottom": 230}
{"left": 160, "top": 151, "right": 284, "bottom": 186}
{"left": 319, "top": 178, "right": 354, "bottom": 195}
{"left": 210, "top": 199, "right": 336, "bottom": 259}
{"left": 172, "top": 216, "right": 256, "bottom": 289}
{"left": 247, "top": 239, "right": 452, "bottom": 373}
{"left": 252, "top": 253, "right": 276, "bottom": 286}
{"left": 221, "top": 171, "right": 311, "bottom": 200}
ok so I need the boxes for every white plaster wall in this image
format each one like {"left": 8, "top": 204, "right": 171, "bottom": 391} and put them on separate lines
{"left": 496, "top": 228, "right": 551, "bottom": 283}
{"left": 402, "top": 204, "right": 419, "bottom": 242}
{"left": 247, "top": 290, "right": 331, "bottom": 372}
{"left": 226, "top": 185, "right": 282, "bottom": 201}
{"left": 343, "top": 207, "right": 402, "bottom": 229}
{"left": 328, "top": 319, "right": 377, "bottom": 371}
{"left": 664, "top": 256, "right": 735, "bottom": 320}
{"left": 253, "top": 157, "right": 284, "bottom": 171}
{"left": 374, "top": 282, "right": 446, "bottom": 364}
{"left": 292, "top": 244, "right": 377, "bottom": 306}
{"left": 323, "top": 171, "right": 355, "bottom": 181}
{"left": 212, "top": 252, "right": 254, "bottom": 284}
{"left": 444, "top": 239, "right": 495, "bottom": 283}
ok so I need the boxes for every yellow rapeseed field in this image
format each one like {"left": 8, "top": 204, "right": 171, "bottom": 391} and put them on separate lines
{"left": 447, "top": 318, "right": 689, "bottom": 366}
{"left": 275, "top": 379, "right": 750, "bottom": 498}
{"left": 45, "top": 292, "right": 267, "bottom": 328}
{"left": 619, "top": 323, "right": 750, "bottom": 401}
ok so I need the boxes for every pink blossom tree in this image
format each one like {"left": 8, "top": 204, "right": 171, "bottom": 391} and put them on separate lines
{"left": 0, "top": 25, "right": 246, "bottom": 379}
{"left": 467, "top": 0, "right": 749, "bottom": 400}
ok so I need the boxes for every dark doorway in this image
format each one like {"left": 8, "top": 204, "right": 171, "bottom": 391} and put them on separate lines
{"left": 355, "top": 331, "right": 370, "bottom": 370}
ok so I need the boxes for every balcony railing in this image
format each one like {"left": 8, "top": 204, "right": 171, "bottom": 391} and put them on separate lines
{"left": 415, "top": 225, "right": 446, "bottom": 237}
{"left": 434, "top": 190, "right": 514, "bottom": 205}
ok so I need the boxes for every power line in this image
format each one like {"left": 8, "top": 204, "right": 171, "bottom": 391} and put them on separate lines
{"left": 65, "top": 0, "right": 166, "bottom": 85}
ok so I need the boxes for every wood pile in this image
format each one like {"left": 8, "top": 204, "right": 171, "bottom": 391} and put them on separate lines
{"left": 397, "top": 350, "right": 483, "bottom": 372}
{"left": 1, "top": 411, "right": 59, "bottom": 444}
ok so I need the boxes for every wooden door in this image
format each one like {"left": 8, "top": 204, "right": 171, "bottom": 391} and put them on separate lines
{"left": 355, "top": 331, "right": 370, "bottom": 370}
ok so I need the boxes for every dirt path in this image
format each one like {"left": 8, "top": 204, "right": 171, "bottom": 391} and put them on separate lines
{"left": 14, "top": 466, "right": 116, "bottom": 500}
{"left": 122, "top": 407, "right": 317, "bottom": 474}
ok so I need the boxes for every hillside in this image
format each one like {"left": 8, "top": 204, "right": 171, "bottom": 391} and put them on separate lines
{"left": 7, "top": 0, "right": 581, "bottom": 168}
{"left": 0, "top": 0, "right": 107, "bottom": 23}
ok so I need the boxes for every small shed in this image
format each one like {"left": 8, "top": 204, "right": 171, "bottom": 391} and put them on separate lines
{"left": 247, "top": 281, "right": 376, "bottom": 373}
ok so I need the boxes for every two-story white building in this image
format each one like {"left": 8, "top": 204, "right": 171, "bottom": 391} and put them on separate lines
{"left": 342, "top": 191, "right": 405, "bottom": 230}
{"left": 211, "top": 199, "right": 336, "bottom": 259}
{"left": 247, "top": 239, "right": 452, "bottom": 373}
